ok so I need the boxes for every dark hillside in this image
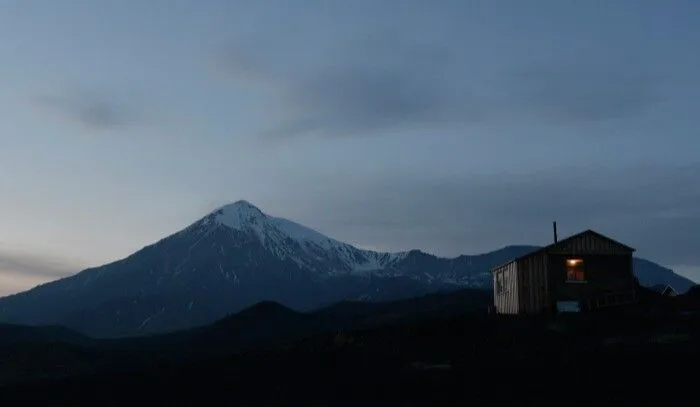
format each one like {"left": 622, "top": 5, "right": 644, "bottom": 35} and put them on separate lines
{"left": 97, "top": 288, "right": 491, "bottom": 360}
{"left": 2, "top": 309, "right": 700, "bottom": 404}
{"left": 2, "top": 287, "right": 700, "bottom": 404}
{"left": 0, "top": 324, "right": 91, "bottom": 347}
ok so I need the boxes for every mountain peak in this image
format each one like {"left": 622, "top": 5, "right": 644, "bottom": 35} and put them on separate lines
{"left": 228, "top": 200, "right": 261, "bottom": 211}
{"left": 212, "top": 200, "right": 266, "bottom": 230}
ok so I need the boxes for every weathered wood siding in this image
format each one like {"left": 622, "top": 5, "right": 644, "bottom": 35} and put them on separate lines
{"left": 493, "top": 262, "right": 519, "bottom": 314}
{"left": 517, "top": 252, "right": 550, "bottom": 313}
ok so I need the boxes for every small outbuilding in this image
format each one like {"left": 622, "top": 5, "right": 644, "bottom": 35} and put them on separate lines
{"left": 491, "top": 223, "right": 637, "bottom": 315}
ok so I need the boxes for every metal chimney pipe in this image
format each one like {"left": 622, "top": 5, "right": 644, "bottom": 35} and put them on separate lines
{"left": 553, "top": 221, "right": 558, "bottom": 243}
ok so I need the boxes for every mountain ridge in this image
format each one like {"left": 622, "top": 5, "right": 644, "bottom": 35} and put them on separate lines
{"left": 0, "top": 201, "right": 694, "bottom": 338}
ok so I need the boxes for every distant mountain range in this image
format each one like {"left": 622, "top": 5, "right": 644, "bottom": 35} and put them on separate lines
{"left": 0, "top": 200, "right": 694, "bottom": 338}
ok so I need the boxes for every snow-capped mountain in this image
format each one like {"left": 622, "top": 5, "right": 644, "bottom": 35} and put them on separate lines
{"left": 0, "top": 201, "right": 694, "bottom": 338}
{"left": 195, "top": 200, "right": 408, "bottom": 274}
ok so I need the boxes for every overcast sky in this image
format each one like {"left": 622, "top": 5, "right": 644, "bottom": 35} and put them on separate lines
{"left": 1, "top": 0, "right": 699, "bottom": 295}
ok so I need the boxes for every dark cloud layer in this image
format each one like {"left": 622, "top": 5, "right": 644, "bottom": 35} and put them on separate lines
{"left": 0, "top": 251, "right": 77, "bottom": 280}
{"left": 509, "top": 66, "right": 665, "bottom": 123}
{"left": 220, "top": 37, "right": 478, "bottom": 138}
{"left": 33, "top": 92, "right": 139, "bottom": 130}
{"left": 218, "top": 34, "right": 668, "bottom": 138}
{"left": 283, "top": 163, "right": 700, "bottom": 266}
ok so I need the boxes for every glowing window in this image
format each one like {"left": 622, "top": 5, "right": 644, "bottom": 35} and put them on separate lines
{"left": 566, "top": 258, "right": 586, "bottom": 282}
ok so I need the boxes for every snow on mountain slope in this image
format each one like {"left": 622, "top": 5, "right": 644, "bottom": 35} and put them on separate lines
{"left": 200, "top": 200, "right": 407, "bottom": 273}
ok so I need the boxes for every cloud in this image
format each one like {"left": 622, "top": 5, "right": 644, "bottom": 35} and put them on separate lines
{"left": 32, "top": 92, "right": 141, "bottom": 130}
{"left": 216, "top": 42, "right": 281, "bottom": 86}
{"left": 217, "top": 33, "right": 486, "bottom": 138}
{"left": 217, "top": 32, "right": 668, "bottom": 138}
{"left": 506, "top": 64, "right": 666, "bottom": 123}
{"left": 0, "top": 250, "right": 78, "bottom": 280}
{"left": 279, "top": 162, "right": 700, "bottom": 267}
{"left": 0, "top": 250, "right": 81, "bottom": 298}
{"left": 0, "top": 273, "right": 50, "bottom": 297}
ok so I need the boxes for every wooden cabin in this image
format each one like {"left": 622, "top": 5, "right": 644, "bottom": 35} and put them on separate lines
{"left": 491, "top": 224, "right": 637, "bottom": 315}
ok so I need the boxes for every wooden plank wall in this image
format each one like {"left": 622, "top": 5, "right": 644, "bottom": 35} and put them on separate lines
{"left": 517, "top": 252, "right": 549, "bottom": 313}
{"left": 493, "top": 262, "right": 519, "bottom": 314}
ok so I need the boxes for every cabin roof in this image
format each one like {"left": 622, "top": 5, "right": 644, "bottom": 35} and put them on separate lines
{"left": 490, "top": 229, "right": 635, "bottom": 272}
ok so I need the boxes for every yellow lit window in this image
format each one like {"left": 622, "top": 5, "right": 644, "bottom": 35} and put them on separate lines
{"left": 566, "top": 258, "right": 586, "bottom": 282}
